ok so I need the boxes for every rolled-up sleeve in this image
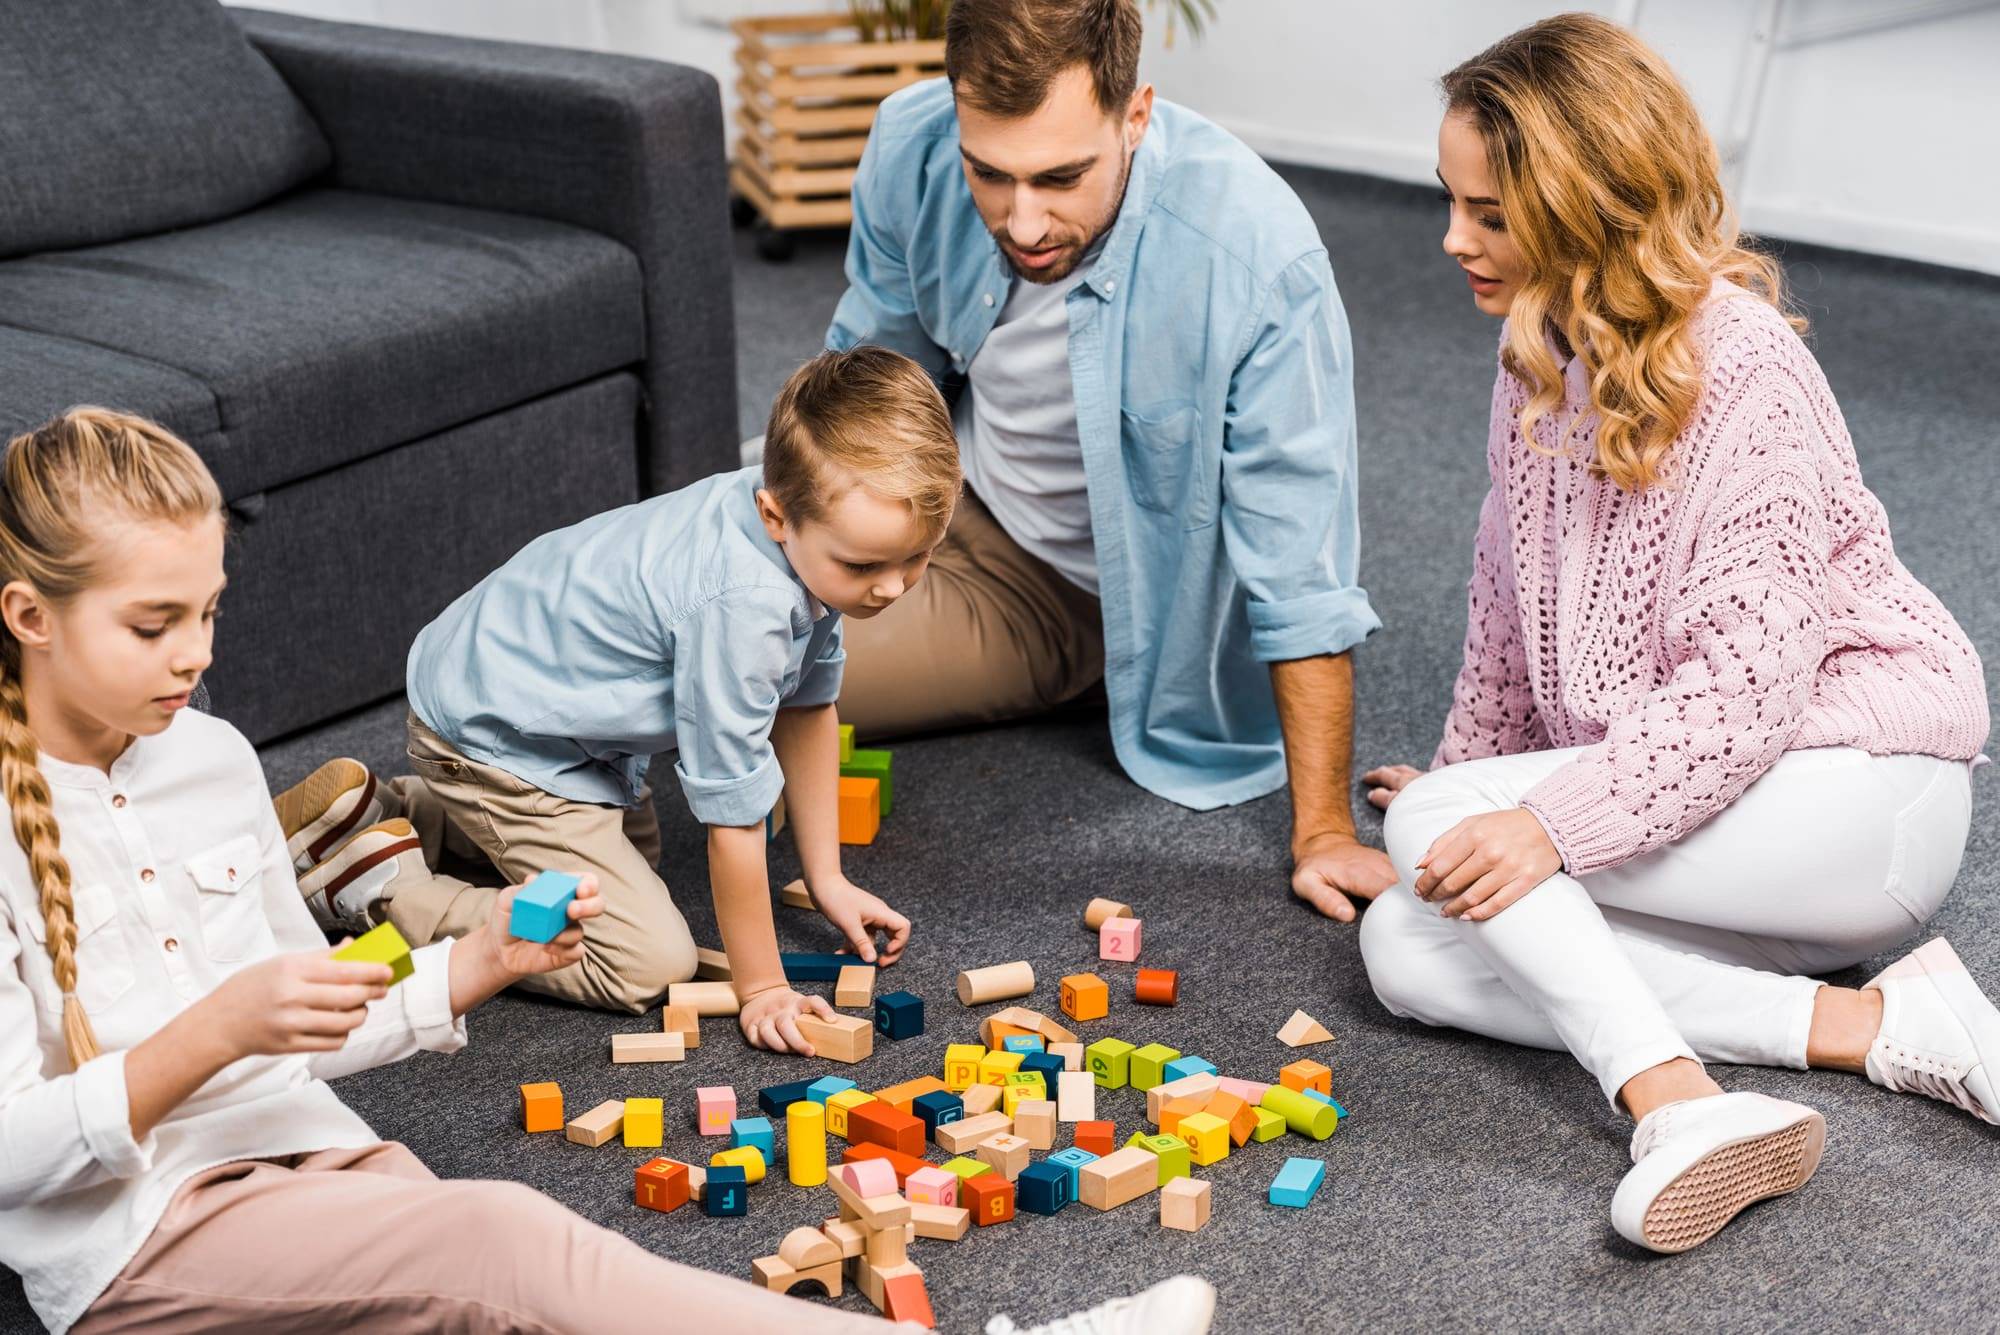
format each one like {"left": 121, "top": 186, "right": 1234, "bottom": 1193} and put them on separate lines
{"left": 1220, "top": 251, "right": 1381, "bottom": 663}
{"left": 671, "top": 585, "right": 796, "bottom": 827}
{"left": 787, "top": 617, "right": 845, "bottom": 710}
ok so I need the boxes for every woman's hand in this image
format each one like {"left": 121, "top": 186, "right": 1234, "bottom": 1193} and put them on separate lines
{"left": 738, "top": 984, "right": 836, "bottom": 1055}
{"left": 203, "top": 948, "right": 392, "bottom": 1059}
{"left": 1362, "top": 763, "right": 1425, "bottom": 811}
{"left": 806, "top": 876, "right": 911, "bottom": 965}
{"left": 1414, "top": 808, "right": 1562, "bottom": 920}
{"left": 1291, "top": 833, "right": 1397, "bottom": 921}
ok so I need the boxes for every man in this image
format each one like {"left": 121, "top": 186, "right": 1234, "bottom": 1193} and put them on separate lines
{"left": 829, "top": 0, "right": 1393, "bottom": 915}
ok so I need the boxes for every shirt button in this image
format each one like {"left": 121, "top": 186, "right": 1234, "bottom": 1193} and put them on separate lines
{"left": 163, "top": 937, "right": 179, "bottom": 953}
{"left": 140, "top": 868, "right": 156, "bottom": 883}
{"left": 1104, "top": 280, "right": 1116, "bottom": 294}
{"left": 982, "top": 292, "right": 994, "bottom": 307}
{"left": 111, "top": 794, "right": 127, "bottom": 809}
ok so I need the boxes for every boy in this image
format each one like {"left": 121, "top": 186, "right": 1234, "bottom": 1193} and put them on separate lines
{"left": 287, "top": 347, "right": 959, "bottom": 1047}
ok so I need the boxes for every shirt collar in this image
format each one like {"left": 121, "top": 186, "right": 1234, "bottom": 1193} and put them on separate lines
{"left": 37, "top": 727, "right": 149, "bottom": 791}
{"left": 1075, "top": 123, "right": 1164, "bottom": 303}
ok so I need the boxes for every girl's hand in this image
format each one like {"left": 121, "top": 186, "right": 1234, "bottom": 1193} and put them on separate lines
{"left": 738, "top": 985, "right": 836, "bottom": 1055}
{"left": 479, "top": 875, "right": 604, "bottom": 980}
{"left": 1414, "top": 808, "right": 1562, "bottom": 921}
{"left": 807, "top": 876, "right": 911, "bottom": 965}
{"left": 1362, "top": 763, "right": 1424, "bottom": 811}
{"left": 205, "top": 948, "right": 392, "bottom": 1059}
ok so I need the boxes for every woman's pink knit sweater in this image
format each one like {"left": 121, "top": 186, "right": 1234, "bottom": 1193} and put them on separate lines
{"left": 1433, "top": 283, "right": 1988, "bottom": 875}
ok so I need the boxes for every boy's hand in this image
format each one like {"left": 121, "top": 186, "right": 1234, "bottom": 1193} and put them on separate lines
{"left": 739, "top": 985, "right": 836, "bottom": 1055}
{"left": 479, "top": 875, "right": 605, "bottom": 980}
{"left": 808, "top": 876, "right": 911, "bottom": 965}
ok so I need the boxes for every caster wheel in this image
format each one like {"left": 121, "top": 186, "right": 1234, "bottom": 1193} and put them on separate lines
{"left": 754, "top": 223, "right": 797, "bottom": 262}
{"left": 729, "top": 194, "right": 758, "bottom": 228}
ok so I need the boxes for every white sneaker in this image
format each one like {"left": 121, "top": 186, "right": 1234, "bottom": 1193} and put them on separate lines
{"left": 1864, "top": 937, "right": 2000, "bottom": 1124}
{"left": 984, "top": 1275, "right": 1216, "bottom": 1335}
{"left": 273, "top": 758, "right": 384, "bottom": 874}
{"left": 297, "top": 819, "right": 424, "bottom": 935}
{"left": 1611, "top": 1092, "right": 1824, "bottom": 1254}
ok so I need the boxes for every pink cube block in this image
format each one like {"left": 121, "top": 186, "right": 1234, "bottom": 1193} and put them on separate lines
{"left": 696, "top": 1085, "right": 736, "bottom": 1137}
{"left": 905, "top": 1165, "right": 958, "bottom": 1208}
{"left": 1098, "top": 916, "right": 1142, "bottom": 962}
{"left": 836, "top": 1158, "right": 898, "bottom": 1198}
{"left": 1218, "top": 1076, "right": 1271, "bottom": 1104}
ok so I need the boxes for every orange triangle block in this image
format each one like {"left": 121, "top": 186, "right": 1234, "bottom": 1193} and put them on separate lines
{"left": 882, "top": 1269, "right": 936, "bottom": 1328}
{"left": 1277, "top": 1009, "right": 1334, "bottom": 1047}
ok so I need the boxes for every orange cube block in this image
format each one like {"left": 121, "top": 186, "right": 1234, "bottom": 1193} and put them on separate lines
{"left": 1075, "top": 1120, "right": 1115, "bottom": 1157}
{"left": 1158, "top": 1094, "right": 1210, "bottom": 1139}
{"left": 838, "top": 776, "right": 880, "bottom": 845}
{"left": 634, "top": 1157, "right": 689, "bottom": 1213}
{"left": 1059, "top": 972, "right": 1109, "bottom": 1022}
{"left": 963, "top": 1172, "right": 1016, "bottom": 1226}
{"left": 520, "top": 1081, "right": 563, "bottom": 1133}
{"left": 1204, "top": 1090, "right": 1258, "bottom": 1146}
{"left": 1280, "top": 1059, "right": 1332, "bottom": 1096}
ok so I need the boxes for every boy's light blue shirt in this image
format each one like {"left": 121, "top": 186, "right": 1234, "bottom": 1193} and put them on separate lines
{"left": 828, "top": 80, "right": 1380, "bottom": 810}
{"left": 406, "top": 467, "right": 843, "bottom": 827}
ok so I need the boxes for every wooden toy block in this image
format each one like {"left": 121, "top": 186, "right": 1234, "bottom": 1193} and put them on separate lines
{"left": 1269, "top": 1156, "right": 1326, "bottom": 1208}
{"left": 798, "top": 1012, "right": 874, "bottom": 1064}
{"left": 880, "top": 1268, "right": 935, "bottom": 1328}
{"left": 1078, "top": 1146, "right": 1158, "bottom": 1211}
{"left": 1162, "top": 1056, "right": 1217, "bottom": 1083}
{"left": 1178, "top": 1111, "right": 1230, "bottom": 1165}
{"left": 834, "top": 1157, "right": 899, "bottom": 1200}
{"left": 1158, "top": 1094, "right": 1212, "bottom": 1139}
{"left": 704, "top": 1163, "right": 749, "bottom": 1216}
{"left": 1001, "top": 1034, "right": 1046, "bottom": 1055}
{"left": 943, "top": 1044, "right": 986, "bottom": 1091}
{"left": 764, "top": 792, "right": 787, "bottom": 844}
{"left": 1331, "top": 1096, "right": 1350, "bottom": 1118}
{"left": 1013, "top": 1099, "right": 1057, "bottom": 1150}
{"left": 1001, "top": 1082, "right": 1043, "bottom": 1121}
{"left": 956, "top": 960, "right": 1035, "bottom": 1006}
{"left": 752, "top": 1228, "right": 844, "bottom": 1298}
{"left": 980, "top": 1005, "right": 1078, "bottom": 1048}
{"left": 623, "top": 1097, "right": 664, "bottom": 1148}
{"left": 1161, "top": 1176, "right": 1212, "bottom": 1232}
{"left": 1260, "top": 1085, "right": 1339, "bottom": 1140}
{"left": 911, "top": 1090, "right": 964, "bottom": 1138}
{"left": 634, "top": 1157, "right": 689, "bottom": 1213}
{"left": 1251, "top": 1106, "right": 1287, "bottom": 1142}
{"left": 837, "top": 776, "right": 880, "bottom": 844}
{"left": 334, "top": 920, "right": 414, "bottom": 986}
{"left": 1001, "top": 1069, "right": 1048, "bottom": 1098}
{"left": 1299, "top": 1087, "right": 1336, "bottom": 1107}
{"left": 1045, "top": 1147, "right": 1099, "bottom": 1196}
{"left": 938, "top": 1156, "right": 995, "bottom": 1183}
{"left": 838, "top": 723, "right": 855, "bottom": 765}
{"left": 835, "top": 964, "right": 876, "bottom": 1008}
{"left": 731, "top": 1116, "right": 776, "bottom": 1165}
{"left": 694, "top": 1086, "right": 737, "bottom": 1138}
{"left": 1016, "top": 1160, "right": 1073, "bottom": 1215}
{"left": 758, "top": 1078, "right": 817, "bottom": 1119}
{"left": 779, "top": 1224, "right": 841, "bottom": 1271}
{"left": 1134, "top": 967, "right": 1180, "bottom": 1006}
{"left": 962, "top": 1172, "right": 1016, "bottom": 1226}
{"left": 905, "top": 1166, "right": 958, "bottom": 1208}
{"left": 507, "top": 870, "right": 578, "bottom": 943}
{"left": 1056, "top": 971, "right": 1110, "bottom": 1022}
{"left": 1049, "top": 1042, "right": 1084, "bottom": 1071}
{"left": 694, "top": 945, "right": 732, "bottom": 980}
{"left": 839, "top": 1143, "right": 931, "bottom": 1184}
{"left": 1083, "top": 896, "right": 1134, "bottom": 930}
{"left": 1204, "top": 1091, "right": 1257, "bottom": 1147}
{"left": 1098, "top": 917, "right": 1142, "bottom": 962}
{"left": 840, "top": 747, "right": 893, "bottom": 815}
{"left": 909, "top": 1201, "right": 971, "bottom": 1241}
{"left": 874, "top": 990, "right": 924, "bottom": 1040}
{"left": 977, "top": 1050, "right": 1025, "bottom": 1085}
{"left": 808, "top": 1076, "right": 858, "bottom": 1105}
{"left": 1057, "top": 1070, "right": 1097, "bottom": 1123}
{"left": 975, "top": 1133, "right": 1030, "bottom": 1181}
{"left": 871, "top": 1076, "right": 949, "bottom": 1113}
{"left": 1128, "top": 1043, "right": 1182, "bottom": 1091}
{"left": 1074, "top": 1120, "right": 1115, "bottom": 1157}
{"left": 960, "top": 1083, "right": 1003, "bottom": 1116}
{"left": 565, "top": 1099, "right": 624, "bottom": 1147}
{"left": 823, "top": 1218, "right": 866, "bottom": 1258}
{"left": 1280, "top": 1059, "right": 1333, "bottom": 1096}
{"left": 780, "top": 878, "right": 814, "bottom": 911}
{"left": 520, "top": 1082, "right": 563, "bottom": 1133}
{"left": 848, "top": 1101, "right": 926, "bottom": 1158}
{"left": 787, "top": 1099, "right": 828, "bottom": 1186}
{"left": 981, "top": 1020, "right": 1037, "bottom": 1051}
{"left": 934, "top": 1111, "right": 1012, "bottom": 1155}
{"left": 1278, "top": 1008, "right": 1335, "bottom": 1047}
{"left": 826, "top": 1166, "right": 911, "bottom": 1231}
{"left": 611, "top": 1032, "right": 685, "bottom": 1064}
{"left": 1147, "top": 1073, "right": 1220, "bottom": 1124}
{"left": 1127, "top": 1131, "right": 1191, "bottom": 1184}
{"left": 1021, "top": 1052, "right": 1065, "bottom": 1090}
{"left": 667, "top": 980, "right": 739, "bottom": 1016}
{"left": 826, "top": 1087, "right": 876, "bottom": 1139}
{"left": 1217, "top": 1076, "right": 1270, "bottom": 1105}
{"left": 781, "top": 952, "right": 849, "bottom": 982}
{"left": 1086, "top": 1038, "right": 1137, "bottom": 1089}
{"left": 661, "top": 1003, "right": 701, "bottom": 1049}
{"left": 685, "top": 1163, "right": 708, "bottom": 1201}
{"left": 710, "top": 1145, "right": 768, "bottom": 1184}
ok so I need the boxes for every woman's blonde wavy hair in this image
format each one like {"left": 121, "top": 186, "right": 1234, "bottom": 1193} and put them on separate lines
{"left": 0, "top": 408, "right": 222, "bottom": 1069}
{"left": 1442, "top": 13, "right": 1804, "bottom": 490}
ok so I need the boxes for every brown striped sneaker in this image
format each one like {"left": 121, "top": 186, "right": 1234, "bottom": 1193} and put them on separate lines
{"left": 274, "top": 758, "right": 385, "bottom": 874}
{"left": 1611, "top": 1092, "right": 1825, "bottom": 1254}
{"left": 296, "top": 819, "right": 424, "bottom": 935}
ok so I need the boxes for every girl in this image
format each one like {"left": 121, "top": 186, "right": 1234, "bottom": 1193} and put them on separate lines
{"left": 1355, "top": 16, "right": 1995, "bottom": 1254}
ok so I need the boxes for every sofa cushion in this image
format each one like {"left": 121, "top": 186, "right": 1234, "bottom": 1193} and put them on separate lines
{"left": 0, "top": 328, "right": 224, "bottom": 456}
{"left": 0, "top": 0, "right": 330, "bottom": 260}
{"left": 0, "top": 189, "right": 646, "bottom": 498}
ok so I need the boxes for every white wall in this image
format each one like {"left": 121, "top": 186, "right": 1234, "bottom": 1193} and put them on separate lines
{"left": 231, "top": 0, "right": 2000, "bottom": 275}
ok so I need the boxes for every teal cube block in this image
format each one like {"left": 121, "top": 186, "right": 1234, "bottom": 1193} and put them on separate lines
{"left": 1161, "top": 1055, "right": 1216, "bottom": 1083}
{"left": 509, "top": 870, "right": 578, "bottom": 943}
{"left": 807, "top": 1076, "right": 856, "bottom": 1105}
{"left": 730, "top": 1116, "right": 775, "bottom": 1166}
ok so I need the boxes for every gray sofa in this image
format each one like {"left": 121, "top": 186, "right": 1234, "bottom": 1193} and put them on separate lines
{"left": 0, "top": 1, "right": 737, "bottom": 744}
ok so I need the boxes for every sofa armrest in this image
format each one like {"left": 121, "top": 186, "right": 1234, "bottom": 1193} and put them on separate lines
{"left": 234, "top": 8, "right": 738, "bottom": 495}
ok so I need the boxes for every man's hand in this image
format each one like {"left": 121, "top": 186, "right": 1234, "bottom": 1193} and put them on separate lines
{"left": 1291, "top": 832, "right": 1397, "bottom": 922}
{"left": 808, "top": 876, "right": 911, "bottom": 965}
{"left": 738, "top": 985, "right": 837, "bottom": 1054}
{"left": 1415, "top": 808, "right": 1561, "bottom": 921}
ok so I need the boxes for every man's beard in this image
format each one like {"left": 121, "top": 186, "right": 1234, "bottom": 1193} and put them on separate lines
{"left": 995, "top": 146, "right": 1134, "bottom": 285}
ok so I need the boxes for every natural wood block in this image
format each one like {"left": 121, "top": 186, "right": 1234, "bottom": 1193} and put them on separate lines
{"left": 668, "top": 980, "right": 739, "bottom": 1016}
{"left": 975, "top": 1132, "right": 1030, "bottom": 1181}
{"left": 956, "top": 960, "right": 1035, "bottom": 1006}
{"left": 1147, "top": 1072, "right": 1220, "bottom": 1124}
{"left": 520, "top": 1081, "right": 563, "bottom": 1133}
{"left": 1278, "top": 1008, "right": 1334, "bottom": 1047}
{"left": 1057, "top": 1070, "right": 1096, "bottom": 1123}
{"left": 780, "top": 1226, "right": 840, "bottom": 1271}
{"left": 660, "top": 1003, "right": 701, "bottom": 1049}
{"left": 1160, "top": 1176, "right": 1212, "bottom": 1232}
{"left": 1280, "top": 1059, "right": 1333, "bottom": 1096}
{"left": 1058, "top": 972, "right": 1109, "bottom": 1022}
{"left": 934, "top": 1110, "right": 1011, "bottom": 1155}
{"left": 909, "top": 1201, "right": 970, "bottom": 1240}
{"left": 823, "top": 1218, "right": 866, "bottom": 1257}
{"left": 780, "top": 878, "right": 813, "bottom": 911}
{"left": 865, "top": 1210, "right": 909, "bottom": 1270}
{"left": 959, "top": 1083, "right": 1002, "bottom": 1116}
{"left": 981, "top": 1006, "right": 1078, "bottom": 1048}
{"left": 611, "top": 1031, "right": 685, "bottom": 1063}
{"left": 694, "top": 946, "right": 732, "bottom": 980}
{"left": 1013, "top": 1099, "right": 1056, "bottom": 1150}
{"left": 798, "top": 1012, "right": 875, "bottom": 1064}
{"left": 1083, "top": 896, "right": 1133, "bottom": 930}
{"left": 837, "top": 776, "right": 880, "bottom": 844}
{"left": 565, "top": 1098, "right": 625, "bottom": 1147}
{"left": 1078, "top": 1146, "right": 1158, "bottom": 1211}
{"left": 835, "top": 964, "right": 876, "bottom": 1008}
{"left": 1049, "top": 1042, "right": 1084, "bottom": 1071}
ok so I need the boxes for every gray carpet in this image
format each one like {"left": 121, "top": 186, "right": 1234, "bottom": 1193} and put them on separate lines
{"left": 8, "top": 165, "right": 1996, "bottom": 1333}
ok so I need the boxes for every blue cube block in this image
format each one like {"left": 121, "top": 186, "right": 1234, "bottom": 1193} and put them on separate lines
{"left": 1021, "top": 1052, "right": 1065, "bottom": 1084}
{"left": 1300, "top": 1087, "right": 1333, "bottom": 1106}
{"left": 780, "top": 952, "right": 848, "bottom": 983}
{"left": 1016, "top": 1160, "right": 1073, "bottom": 1215}
{"left": 508, "top": 870, "right": 579, "bottom": 943}
{"left": 1161, "top": 1055, "right": 1218, "bottom": 1083}
{"left": 912, "top": 1089, "right": 965, "bottom": 1137}
{"left": 730, "top": 1116, "right": 775, "bottom": 1166}
{"left": 807, "top": 1076, "right": 857, "bottom": 1105}
{"left": 1269, "top": 1157, "right": 1326, "bottom": 1208}
{"left": 705, "top": 1164, "right": 749, "bottom": 1217}
{"left": 1331, "top": 1097, "right": 1350, "bottom": 1119}
{"left": 873, "top": 991, "right": 925, "bottom": 1040}
{"left": 757, "top": 1079, "right": 818, "bottom": 1119}
{"left": 1045, "top": 1147, "right": 1098, "bottom": 1196}
{"left": 1001, "top": 1035, "right": 1046, "bottom": 1055}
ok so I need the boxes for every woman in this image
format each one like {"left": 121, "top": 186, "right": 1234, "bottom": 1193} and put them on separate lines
{"left": 1357, "top": 14, "right": 1993, "bottom": 1254}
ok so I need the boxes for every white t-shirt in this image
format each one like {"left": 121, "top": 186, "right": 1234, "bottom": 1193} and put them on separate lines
{"left": 956, "top": 251, "right": 1099, "bottom": 594}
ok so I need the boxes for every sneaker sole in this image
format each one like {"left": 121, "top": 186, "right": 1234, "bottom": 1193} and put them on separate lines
{"left": 1640, "top": 1113, "right": 1825, "bottom": 1254}
{"left": 279, "top": 760, "right": 379, "bottom": 867}
{"left": 302, "top": 830, "right": 421, "bottom": 927}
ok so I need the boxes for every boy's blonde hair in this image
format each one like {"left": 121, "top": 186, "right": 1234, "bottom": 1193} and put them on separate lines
{"left": 763, "top": 346, "right": 961, "bottom": 545}
{"left": 0, "top": 407, "right": 223, "bottom": 1070}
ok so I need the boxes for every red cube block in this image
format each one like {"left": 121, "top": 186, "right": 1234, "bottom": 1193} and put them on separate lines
{"left": 963, "top": 1171, "right": 1016, "bottom": 1226}
{"left": 839, "top": 1141, "right": 931, "bottom": 1184}
{"left": 634, "top": 1158, "right": 689, "bottom": 1214}
{"left": 1074, "top": 1120, "right": 1115, "bottom": 1157}
{"left": 847, "top": 1100, "right": 926, "bottom": 1158}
